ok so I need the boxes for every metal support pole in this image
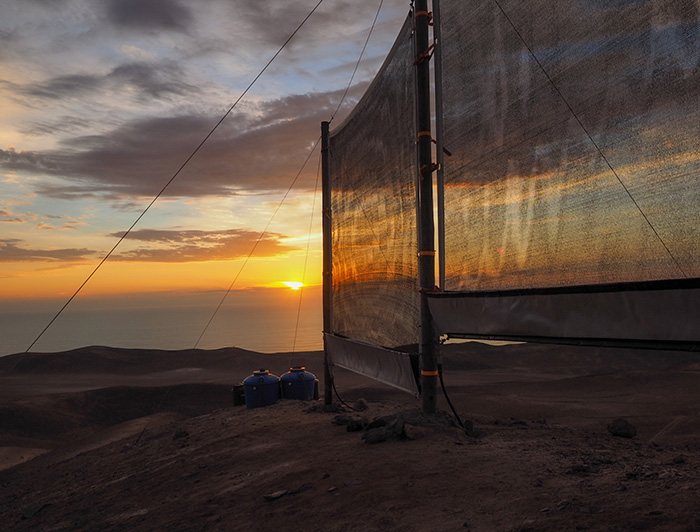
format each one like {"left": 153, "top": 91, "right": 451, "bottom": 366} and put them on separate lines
{"left": 433, "top": 0, "right": 446, "bottom": 290}
{"left": 414, "top": 0, "right": 437, "bottom": 415}
{"left": 321, "top": 121, "right": 333, "bottom": 405}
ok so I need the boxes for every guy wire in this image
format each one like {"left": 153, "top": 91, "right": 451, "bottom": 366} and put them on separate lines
{"left": 21, "top": 0, "right": 329, "bottom": 358}
{"left": 289, "top": 150, "right": 323, "bottom": 368}
{"left": 329, "top": 0, "right": 385, "bottom": 124}
{"left": 194, "top": 136, "right": 322, "bottom": 349}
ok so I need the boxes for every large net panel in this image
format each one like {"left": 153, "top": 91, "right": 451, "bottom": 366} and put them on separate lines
{"left": 329, "top": 15, "right": 419, "bottom": 349}
{"left": 439, "top": 0, "right": 700, "bottom": 292}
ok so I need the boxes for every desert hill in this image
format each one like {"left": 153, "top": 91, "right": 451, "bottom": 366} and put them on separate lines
{"left": 1, "top": 343, "right": 700, "bottom": 531}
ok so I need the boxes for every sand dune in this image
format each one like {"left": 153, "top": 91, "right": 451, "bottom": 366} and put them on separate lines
{"left": 1, "top": 343, "right": 700, "bottom": 531}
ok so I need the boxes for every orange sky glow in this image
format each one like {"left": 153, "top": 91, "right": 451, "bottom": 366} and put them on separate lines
{"left": 2, "top": 253, "right": 323, "bottom": 300}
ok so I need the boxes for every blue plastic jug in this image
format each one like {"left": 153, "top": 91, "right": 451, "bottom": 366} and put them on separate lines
{"left": 243, "top": 369, "right": 280, "bottom": 409}
{"left": 280, "top": 366, "right": 317, "bottom": 400}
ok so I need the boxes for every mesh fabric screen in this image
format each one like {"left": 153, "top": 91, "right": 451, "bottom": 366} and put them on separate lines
{"left": 329, "top": 15, "right": 418, "bottom": 349}
{"left": 439, "top": 0, "right": 700, "bottom": 291}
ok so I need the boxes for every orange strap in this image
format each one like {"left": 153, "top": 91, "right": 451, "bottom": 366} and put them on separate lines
{"left": 414, "top": 10, "right": 431, "bottom": 18}
{"left": 414, "top": 43, "right": 436, "bottom": 65}
{"left": 421, "top": 370, "right": 439, "bottom": 376}
{"left": 418, "top": 250, "right": 436, "bottom": 257}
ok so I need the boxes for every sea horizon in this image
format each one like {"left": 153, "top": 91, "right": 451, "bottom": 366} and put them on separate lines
{"left": 0, "top": 287, "right": 323, "bottom": 357}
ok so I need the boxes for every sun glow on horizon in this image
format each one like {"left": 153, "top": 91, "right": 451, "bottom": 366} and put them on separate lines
{"left": 281, "top": 281, "right": 304, "bottom": 290}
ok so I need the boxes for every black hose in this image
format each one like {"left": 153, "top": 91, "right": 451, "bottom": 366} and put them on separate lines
{"left": 438, "top": 362, "right": 467, "bottom": 432}
{"left": 329, "top": 368, "right": 360, "bottom": 412}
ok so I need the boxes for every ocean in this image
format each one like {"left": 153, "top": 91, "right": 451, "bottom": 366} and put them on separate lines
{"left": 0, "top": 287, "right": 323, "bottom": 356}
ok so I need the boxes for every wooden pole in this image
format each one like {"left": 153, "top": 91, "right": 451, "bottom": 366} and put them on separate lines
{"left": 414, "top": 0, "right": 438, "bottom": 415}
{"left": 321, "top": 121, "right": 333, "bottom": 405}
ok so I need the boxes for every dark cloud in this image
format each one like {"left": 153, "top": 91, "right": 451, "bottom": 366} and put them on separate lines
{"left": 585, "top": 0, "right": 650, "bottom": 8}
{"left": 0, "top": 146, "right": 56, "bottom": 171}
{"left": 31, "top": 183, "right": 113, "bottom": 201}
{"left": 24, "top": 74, "right": 102, "bottom": 100}
{"left": 0, "top": 146, "right": 62, "bottom": 174}
{"left": 23, "top": 0, "right": 74, "bottom": 6}
{"left": 20, "top": 116, "right": 93, "bottom": 138}
{"left": 0, "top": 85, "right": 360, "bottom": 200}
{"left": 109, "top": 228, "right": 298, "bottom": 262}
{"left": 107, "top": 62, "right": 198, "bottom": 99}
{"left": 242, "top": 0, "right": 347, "bottom": 47}
{"left": 0, "top": 28, "right": 18, "bottom": 48}
{"left": 0, "top": 239, "right": 94, "bottom": 262}
{"left": 239, "top": 0, "right": 401, "bottom": 51}
{"left": 20, "top": 60, "right": 197, "bottom": 104}
{"left": 106, "top": 0, "right": 193, "bottom": 32}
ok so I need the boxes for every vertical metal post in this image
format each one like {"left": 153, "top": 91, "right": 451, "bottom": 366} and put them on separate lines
{"left": 433, "top": 0, "right": 446, "bottom": 290}
{"left": 321, "top": 121, "right": 333, "bottom": 405}
{"left": 414, "top": 0, "right": 437, "bottom": 415}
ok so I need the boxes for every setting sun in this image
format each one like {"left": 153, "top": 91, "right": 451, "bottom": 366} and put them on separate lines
{"left": 281, "top": 281, "right": 304, "bottom": 290}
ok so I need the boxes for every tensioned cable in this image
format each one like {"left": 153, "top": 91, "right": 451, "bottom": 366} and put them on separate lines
{"left": 193, "top": 136, "right": 322, "bottom": 349}
{"left": 492, "top": 0, "right": 686, "bottom": 278}
{"left": 21, "top": 0, "right": 327, "bottom": 355}
{"left": 329, "top": 0, "right": 385, "bottom": 124}
{"left": 198, "top": 0, "right": 385, "bottom": 352}
{"left": 198, "top": 0, "right": 385, "bottom": 351}
{"left": 289, "top": 150, "right": 322, "bottom": 362}
{"left": 157, "top": 138, "right": 321, "bottom": 443}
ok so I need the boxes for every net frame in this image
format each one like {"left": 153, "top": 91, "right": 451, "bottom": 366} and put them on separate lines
{"left": 430, "top": 0, "right": 700, "bottom": 350}
{"left": 327, "top": 14, "right": 420, "bottom": 350}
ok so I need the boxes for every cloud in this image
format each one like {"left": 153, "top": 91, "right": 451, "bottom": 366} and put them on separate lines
{"left": 238, "top": 0, "right": 402, "bottom": 51}
{"left": 36, "top": 219, "right": 88, "bottom": 231}
{"left": 105, "top": 0, "right": 194, "bottom": 33}
{"left": 109, "top": 228, "right": 299, "bottom": 262}
{"left": 0, "top": 206, "right": 40, "bottom": 224}
{"left": 24, "top": 74, "right": 102, "bottom": 100}
{"left": 23, "top": 0, "right": 74, "bottom": 7}
{"left": 241, "top": 1, "right": 351, "bottom": 48}
{"left": 0, "top": 210, "right": 23, "bottom": 223}
{"left": 121, "top": 45, "right": 155, "bottom": 61}
{"left": 0, "top": 28, "right": 18, "bottom": 51}
{"left": 0, "top": 227, "right": 298, "bottom": 263}
{"left": 0, "top": 207, "right": 87, "bottom": 228}
{"left": 0, "top": 0, "right": 400, "bottom": 210}
{"left": 19, "top": 116, "right": 93, "bottom": 138}
{"left": 20, "top": 60, "right": 198, "bottom": 103}
{"left": 1, "top": 85, "right": 362, "bottom": 200}
{"left": 107, "top": 61, "right": 199, "bottom": 99}
{"left": 0, "top": 239, "right": 94, "bottom": 262}
{"left": 585, "top": 0, "right": 649, "bottom": 8}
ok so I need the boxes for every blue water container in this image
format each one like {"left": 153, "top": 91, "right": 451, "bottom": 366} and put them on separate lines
{"left": 280, "top": 367, "right": 317, "bottom": 400}
{"left": 243, "top": 369, "right": 280, "bottom": 409}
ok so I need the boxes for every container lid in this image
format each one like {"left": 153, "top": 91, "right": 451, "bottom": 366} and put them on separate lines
{"left": 244, "top": 369, "right": 279, "bottom": 385}
{"left": 281, "top": 366, "right": 316, "bottom": 381}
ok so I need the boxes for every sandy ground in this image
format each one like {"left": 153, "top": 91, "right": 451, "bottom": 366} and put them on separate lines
{"left": 1, "top": 342, "right": 700, "bottom": 531}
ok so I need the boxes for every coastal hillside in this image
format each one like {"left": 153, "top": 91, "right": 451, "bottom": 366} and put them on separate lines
{"left": 1, "top": 343, "right": 700, "bottom": 531}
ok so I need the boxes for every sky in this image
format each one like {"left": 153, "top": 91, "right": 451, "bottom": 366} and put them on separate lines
{"left": 0, "top": 0, "right": 411, "bottom": 351}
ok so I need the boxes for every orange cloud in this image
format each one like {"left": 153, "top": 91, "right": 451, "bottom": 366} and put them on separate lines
{"left": 110, "top": 228, "right": 300, "bottom": 263}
